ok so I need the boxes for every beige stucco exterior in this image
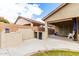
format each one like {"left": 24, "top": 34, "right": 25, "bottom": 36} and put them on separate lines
{"left": 0, "top": 29, "right": 34, "bottom": 48}
{"left": 19, "top": 29, "right": 34, "bottom": 40}
{"left": 0, "top": 31, "right": 22, "bottom": 48}
{"left": 45, "top": 4, "right": 79, "bottom": 22}
{"left": 16, "top": 18, "right": 31, "bottom": 25}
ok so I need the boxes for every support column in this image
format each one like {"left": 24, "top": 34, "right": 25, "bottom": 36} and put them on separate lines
{"left": 76, "top": 18, "right": 79, "bottom": 41}
{"left": 44, "top": 21, "right": 48, "bottom": 39}
{"left": 31, "top": 23, "right": 34, "bottom": 31}
{"left": 31, "top": 23, "right": 34, "bottom": 38}
{"left": 73, "top": 18, "right": 78, "bottom": 41}
{"left": 37, "top": 32, "right": 39, "bottom": 39}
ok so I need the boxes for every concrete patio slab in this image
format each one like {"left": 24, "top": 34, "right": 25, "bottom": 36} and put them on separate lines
{"left": 0, "top": 38, "right": 79, "bottom": 56}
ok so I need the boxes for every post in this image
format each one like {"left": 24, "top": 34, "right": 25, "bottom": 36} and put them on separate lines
{"left": 44, "top": 21, "right": 48, "bottom": 39}
{"left": 76, "top": 18, "right": 79, "bottom": 41}
{"left": 37, "top": 32, "right": 39, "bottom": 39}
{"left": 31, "top": 23, "right": 34, "bottom": 31}
{"left": 31, "top": 23, "right": 34, "bottom": 38}
{"left": 73, "top": 18, "right": 78, "bottom": 41}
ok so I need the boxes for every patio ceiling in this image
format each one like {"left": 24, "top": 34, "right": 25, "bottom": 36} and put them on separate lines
{"left": 48, "top": 18, "right": 72, "bottom": 24}
{"left": 50, "top": 20, "right": 73, "bottom": 26}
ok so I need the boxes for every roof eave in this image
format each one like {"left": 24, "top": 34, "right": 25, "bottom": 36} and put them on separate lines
{"left": 14, "top": 16, "right": 44, "bottom": 25}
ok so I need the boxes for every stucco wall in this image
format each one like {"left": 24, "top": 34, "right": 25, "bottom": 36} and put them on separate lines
{"left": 19, "top": 29, "right": 34, "bottom": 40}
{"left": 0, "top": 29, "right": 34, "bottom": 48}
{"left": 42, "top": 32, "right": 47, "bottom": 40}
{"left": 16, "top": 19, "right": 31, "bottom": 25}
{"left": 55, "top": 22, "right": 73, "bottom": 36}
{"left": 46, "top": 4, "right": 79, "bottom": 22}
{"left": 1, "top": 31, "right": 22, "bottom": 48}
{"left": 0, "top": 28, "right": 35, "bottom": 48}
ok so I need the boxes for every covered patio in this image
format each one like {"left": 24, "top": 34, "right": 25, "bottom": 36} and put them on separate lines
{"left": 43, "top": 3, "right": 79, "bottom": 41}
{"left": 45, "top": 17, "right": 79, "bottom": 41}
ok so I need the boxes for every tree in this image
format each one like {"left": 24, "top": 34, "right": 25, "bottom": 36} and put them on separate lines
{"left": 0, "top": 17, "right": 9, "bottom": 23}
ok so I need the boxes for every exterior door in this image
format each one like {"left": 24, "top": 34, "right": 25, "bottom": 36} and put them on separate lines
{"left": 34, "top": 32, "right": 37, "bottom": 38}
{"left": 39, "top": 32, "right": 42, "bottom": 40}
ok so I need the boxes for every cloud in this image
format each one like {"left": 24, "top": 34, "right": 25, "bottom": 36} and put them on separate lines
{"left": 18, "top": 3, "right": 43, "bottom": 18}
{"left": 0, "top": 2, "right": 43, "bottom": 23}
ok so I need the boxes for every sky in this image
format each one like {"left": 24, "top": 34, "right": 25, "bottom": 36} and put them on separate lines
{"left": 0, "top": 1, "right": 61, "bottom": 23}
{"left": 32, "top": 3, "right": 61, "bottom": 21}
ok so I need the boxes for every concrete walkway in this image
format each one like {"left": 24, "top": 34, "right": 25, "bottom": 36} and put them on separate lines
{"left": 0, "top": 38, "right": 79, "bottom": 56}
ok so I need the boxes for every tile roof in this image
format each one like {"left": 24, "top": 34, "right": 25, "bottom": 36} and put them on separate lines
{"left": 15, "top": 16, "right": 44, "bottom": 25}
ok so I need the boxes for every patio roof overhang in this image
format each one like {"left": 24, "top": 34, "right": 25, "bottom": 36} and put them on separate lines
{"left": 48, "top": 18, "right": 72, "bottom": 24}
{"left": 47, "top": 16, "right": 79, "bottom": 24}
{"left": 44, "top": 4, "right": 79, "bottom": 24}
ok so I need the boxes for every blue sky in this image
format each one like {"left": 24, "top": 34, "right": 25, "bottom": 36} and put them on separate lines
{"left": 0, "top": 2, "right": 61, "bottom": 23}
{"left": 32, "top": 3, "right": 61, "bottom": 19}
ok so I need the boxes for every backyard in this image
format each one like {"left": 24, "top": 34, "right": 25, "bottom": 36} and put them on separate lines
{"left": 32, "top": 50, "right": 79, "bottom": 56}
